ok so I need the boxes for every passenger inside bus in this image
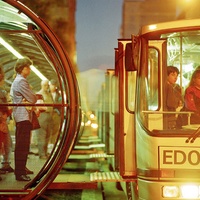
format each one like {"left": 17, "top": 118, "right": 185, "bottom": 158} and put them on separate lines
{"left": 177, "top": 68, "right": 200, "bottom": 127}
{"left": 165, "top": 66, "right": 183, "bottom": 129}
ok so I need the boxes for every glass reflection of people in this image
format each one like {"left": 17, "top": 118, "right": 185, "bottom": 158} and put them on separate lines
{"left": 184, "top": 69, "right": 200, "bottom": 124}
{"left": 0, "top": 65, "right": 14, "bottom": 174}
{"left": 36, "top": 79, "right": 53, "bottom": 159}
{"left": 165, "top": 66, "right": 183, "bottom": 129}
{"left": 49, "top": 79, "right": 61, "bottom": 147}
{"left": 10, "top": 57, "right": 37, "bottom": 181}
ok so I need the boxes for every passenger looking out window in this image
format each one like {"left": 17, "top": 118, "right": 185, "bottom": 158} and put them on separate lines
{"left": 165, "top": 66, "right": 183, "bottom": 129}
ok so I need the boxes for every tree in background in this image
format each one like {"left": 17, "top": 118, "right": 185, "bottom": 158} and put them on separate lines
{"left": 20, "top": 0, "right": 78, "bottom": 72}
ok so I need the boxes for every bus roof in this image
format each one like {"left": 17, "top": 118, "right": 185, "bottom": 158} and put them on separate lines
{"left": 140, "top": 18, "right": 200, "bottom": 35}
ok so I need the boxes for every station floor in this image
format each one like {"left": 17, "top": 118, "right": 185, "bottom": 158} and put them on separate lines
{"left": 39, "top": 127, "right": 127, "bottom": 200}
{"left": 40, "top": 161, "right": 127, "bottom": 200}
{"left": 0, "top": 125, "right": 127, "bottom": 199}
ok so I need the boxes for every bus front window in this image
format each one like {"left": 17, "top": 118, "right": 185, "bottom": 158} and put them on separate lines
{"left": 139, "top": 30, "right": 200, "bottom": 133}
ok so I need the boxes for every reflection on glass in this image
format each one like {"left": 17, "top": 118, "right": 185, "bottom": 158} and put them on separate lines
{"left": 127, "top": 71, "right": 137, "bottom": 112}
{"left": 147, "top": 48, "right": 158, "bottom": 111}
{"left": 0, "top": 34, "right": 63, "bottom": 188}
{"left": 0, "top": 0, "right": 71, "bottom": 197}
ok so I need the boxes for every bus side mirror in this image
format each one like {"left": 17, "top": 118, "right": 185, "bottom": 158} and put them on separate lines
{"left": 125, "top": 35, "right": 139, "bottom": 71}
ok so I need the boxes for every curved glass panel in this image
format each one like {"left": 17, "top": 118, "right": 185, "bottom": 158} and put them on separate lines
{"left": 0, "top": 0, "right": 81, "bottom": 199}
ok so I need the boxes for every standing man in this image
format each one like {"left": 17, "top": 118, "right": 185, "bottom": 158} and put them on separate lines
{"left": 10, "top": 57, "right": 37, "bottom": 181}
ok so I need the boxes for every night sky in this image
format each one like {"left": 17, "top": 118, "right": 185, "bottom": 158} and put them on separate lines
{"left": 76, "top": 0, "right": 123, "bottom": 72}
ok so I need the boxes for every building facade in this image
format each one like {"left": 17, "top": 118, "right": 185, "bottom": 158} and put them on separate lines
{"left": 121, "top": 0, "right": 177, "bottom": 38}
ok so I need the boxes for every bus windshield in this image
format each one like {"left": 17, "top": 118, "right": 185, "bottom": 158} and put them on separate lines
{"left": 139, "top": 30, "right": 200, "bottom": 134}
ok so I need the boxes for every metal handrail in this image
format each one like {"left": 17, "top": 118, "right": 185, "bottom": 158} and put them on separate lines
{"left": 142, "top": 110, "right": 194, "bottom": 125}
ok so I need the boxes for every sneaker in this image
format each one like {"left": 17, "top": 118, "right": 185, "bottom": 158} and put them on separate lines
{"left": 0, "top": 166, "right": 14, "bottom": 173}
{"left": 16, "top": 174, "right": 31, "bottom": 181}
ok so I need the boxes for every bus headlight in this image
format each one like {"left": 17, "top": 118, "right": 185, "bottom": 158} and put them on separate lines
{"left": 163, "top": 184, "right": 200, "bottom": 198}
{"left": 180, "top": 185, "right": 199, "bottom": 198}
{"left": 162, "top": 186, "right": 179, "bottom": 198}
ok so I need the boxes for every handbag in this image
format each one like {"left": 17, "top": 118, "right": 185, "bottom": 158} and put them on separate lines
{"left": 23, "top": 97, "right": 41, "bottom": 130}
{"left": 30, "top": 110, "right": 40, "bottom": 130}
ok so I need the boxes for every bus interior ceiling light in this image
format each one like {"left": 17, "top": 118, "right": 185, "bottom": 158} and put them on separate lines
{"left": 0, "top": 36, "right": 47, "bottom": 80}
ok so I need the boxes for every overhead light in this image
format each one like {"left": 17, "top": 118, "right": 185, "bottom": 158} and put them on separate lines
{"left": 0, "top": 37, "right": 22, "bottom": 58}
{"left": 30, "top": 65, "right": 47, "bottom": 80}
{"left": 0, "top": 36, "right": 47, "bottom": 80}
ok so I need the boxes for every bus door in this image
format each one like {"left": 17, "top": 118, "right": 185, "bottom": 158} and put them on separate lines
{"left": 104, "top": 69, "right": 115, "bottom": 168}
{"left": 114, "top": 47, "right": 120, "bottom": 171}
{"left": 105, "top": 69, "right": 115, "bottom": 154}
{"left": 116, "top": 39, "right": 137, "bottom": 177}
